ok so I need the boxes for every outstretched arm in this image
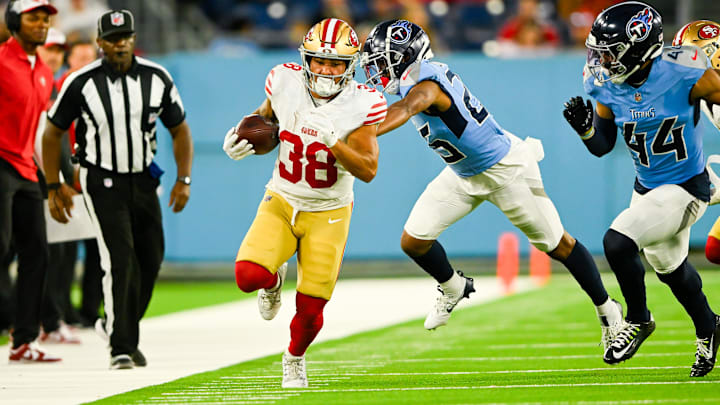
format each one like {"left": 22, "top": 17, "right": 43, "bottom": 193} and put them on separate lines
{"left": 377, "top": 81, "right": 445, "bottom": 136}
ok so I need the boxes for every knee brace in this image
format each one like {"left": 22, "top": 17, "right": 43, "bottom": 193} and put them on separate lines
{"left": 234, "top": 261, "right": 276, "bottom": 292}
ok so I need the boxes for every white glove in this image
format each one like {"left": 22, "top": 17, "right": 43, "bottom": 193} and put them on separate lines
{"left": 222, "top": 127, "right": 255, "bottom": 161}
{"left": 707, "top": 154, "right": 720, "bottom": 205}
{"left": 304, "top": 110, "right": 338, "bottom": 148}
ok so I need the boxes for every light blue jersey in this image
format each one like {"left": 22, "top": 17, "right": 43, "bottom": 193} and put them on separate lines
{"left": 398, "top": 60, "right": 510, "bottom": 177}
{"left": 584, "top": 46, "right": 709, "bottom": 189}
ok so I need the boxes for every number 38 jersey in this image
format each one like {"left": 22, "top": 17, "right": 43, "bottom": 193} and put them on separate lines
{"left": 263, "top": 62, "right": 387, "bottom": 211}
{"left": 584, "top": 46, "right": 710, "bottom": 189}
{"left": 398, "top": 60, "right": 511, "bottom": 178}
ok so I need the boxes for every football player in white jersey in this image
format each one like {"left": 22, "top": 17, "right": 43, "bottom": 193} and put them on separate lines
{"left": 222, "top": 18, "right": 386, "bottom": 388}
{"left": 672, "top": 20, "right": 720, "bottom": 264}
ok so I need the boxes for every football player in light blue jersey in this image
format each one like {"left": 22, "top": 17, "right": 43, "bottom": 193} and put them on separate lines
{"left": 563, "top": 1, "right": 720, "bottom": 376}
{"left": 361, "top": 19, "right": 623, "bottom": 350}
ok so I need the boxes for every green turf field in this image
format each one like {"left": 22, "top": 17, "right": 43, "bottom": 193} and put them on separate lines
{"left": 93, "top": 272, "right": 720, "bottom": 404}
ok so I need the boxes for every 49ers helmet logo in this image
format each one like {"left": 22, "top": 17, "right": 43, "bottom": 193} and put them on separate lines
{"left": 699, "top": 24, "right": 720, "bottom": 40}
{"left": 389, "top": 20, "right": 413, "bottom": 44}
{"left": 304, "top": 27, "right": 314, "bottom": 42}
{"left": 626, "top": 8, "right": 654, "bottom": 41}
{"left": 348, "top": 28, "right": 359, "bottom": 48}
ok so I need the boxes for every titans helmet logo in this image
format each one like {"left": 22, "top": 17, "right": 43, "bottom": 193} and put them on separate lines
{"left": 626, "top": 8, "right": 654, "bottom": 42}
{"left": 389, "top": 20, "right": 413, "bottom": 44}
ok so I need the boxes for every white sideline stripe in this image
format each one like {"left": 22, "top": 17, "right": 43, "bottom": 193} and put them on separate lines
{"left": 219, "top": 366, "right": 687, "bottom": 379}
{"left": 0, "top": 277, "right": 534, "bottom": 404}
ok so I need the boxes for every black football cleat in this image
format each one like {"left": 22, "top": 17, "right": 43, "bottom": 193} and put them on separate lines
{"left": 690, "top": 315, "right": 720, "bottom": 377}
{"left": 603, "top": 314, "right": 655, "bottom": 365}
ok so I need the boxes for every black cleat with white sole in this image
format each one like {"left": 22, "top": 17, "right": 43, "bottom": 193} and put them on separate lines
{"left": 603, "top": 315, "right": 655, "bottom": 365}
{"left": 690, "top": 315, "right": 720, "bottom": 377}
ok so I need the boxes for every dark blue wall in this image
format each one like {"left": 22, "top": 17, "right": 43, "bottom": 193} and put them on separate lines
{"left": 150, "top": 51, "right": 720, "bottom": 261}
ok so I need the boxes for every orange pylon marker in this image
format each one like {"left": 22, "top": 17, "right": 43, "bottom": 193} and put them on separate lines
{"left": 529, "top": 244, "right": 551, "bottom": 286}
{"left": 496, "top": 232, "right": 519, "bottom": 294}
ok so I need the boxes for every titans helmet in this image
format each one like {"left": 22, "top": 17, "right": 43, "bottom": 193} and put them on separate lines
{"left": 361, "top": 20, "right": 434, "bottom": 95}
{"left": 585, "top": 1, "right": 663, "bottom": 84}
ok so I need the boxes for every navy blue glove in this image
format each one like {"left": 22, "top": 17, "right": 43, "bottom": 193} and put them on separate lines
{"left": 563, "top": 96, "right": 593, "bottom": 136}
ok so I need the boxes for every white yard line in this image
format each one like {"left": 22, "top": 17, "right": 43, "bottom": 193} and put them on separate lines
{"left": 139, "top": 381, "right": 720, "bottom": 405}
{"left": 0, "top": 276, "right": 533, "bottom": 404}
{"left": 218, "top": 365, "right": 688, "bottom": 378}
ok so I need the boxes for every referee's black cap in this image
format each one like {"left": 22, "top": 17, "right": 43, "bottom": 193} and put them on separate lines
{"left": 97, "top": 10, "right": 135, "bottom": 39}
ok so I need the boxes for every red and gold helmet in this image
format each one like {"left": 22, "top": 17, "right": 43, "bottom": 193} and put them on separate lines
{"left": 299, "top": 18, "right": 360, "bottom": 97}
{"left": 673, "top": 20, "right": 720, "bottom": 69}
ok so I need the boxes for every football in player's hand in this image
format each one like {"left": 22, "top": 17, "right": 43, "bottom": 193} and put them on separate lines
{"left": 234, "top": 115, "right": 279, "bottom": 155}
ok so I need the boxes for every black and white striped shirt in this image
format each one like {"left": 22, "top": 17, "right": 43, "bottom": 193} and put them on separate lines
{"left": 48, "top": 56, "right": 185, "bottom": 173}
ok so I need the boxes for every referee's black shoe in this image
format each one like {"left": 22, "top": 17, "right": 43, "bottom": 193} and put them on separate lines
{"left": 131, "top": 349, "right": 147, "bottom": 367}
{"left": 690, "top": 315, "right": 720, "bottom": 377}
{"left": 110, "top": 354, "right": 133, "bottom": 370}
{"left": 603, "top": 314, "right": 655, "bottom": 364}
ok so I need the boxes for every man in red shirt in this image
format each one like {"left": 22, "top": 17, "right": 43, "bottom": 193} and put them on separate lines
{"left": 0, "top": 0, "right": 61, "bottom": 362}
{"left": 497, "top": 0, "right": 561, "bottom": 48}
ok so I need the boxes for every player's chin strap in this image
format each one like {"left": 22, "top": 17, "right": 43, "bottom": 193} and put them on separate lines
{"left": 706, "top": 154, "right": 720, "bottom": 205}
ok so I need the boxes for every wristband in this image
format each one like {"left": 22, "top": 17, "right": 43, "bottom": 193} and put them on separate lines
{"left": 47, "top": 182, "right": 61, "bottom": 190}
{"left": 580, "top": 127, "right": 595, "bottom": 141}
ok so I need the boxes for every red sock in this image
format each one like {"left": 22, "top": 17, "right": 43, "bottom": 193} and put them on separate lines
{"left": 706, "top": 236, "right": 720, "bottom": 264}
{"left": 288, "top": 292, "right": 327, "bottom": 356}
{"left": 234, "top": 261, "right": 277, "bottom": 292}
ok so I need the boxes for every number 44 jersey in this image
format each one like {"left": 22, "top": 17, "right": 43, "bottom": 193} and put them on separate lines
{"left": 263, "top": 62, "right": 387, "bottom": 211}
{"left": 584, "top": 46, "right": 710, "bottom": 189}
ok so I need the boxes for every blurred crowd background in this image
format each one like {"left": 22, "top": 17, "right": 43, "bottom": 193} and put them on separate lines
{"left": 0, "top": 0, "right": 717, "bottom": 60}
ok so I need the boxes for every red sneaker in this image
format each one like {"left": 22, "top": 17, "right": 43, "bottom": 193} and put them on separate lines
{"left": 9, "top": 342, "right": 62, "bottom": 363}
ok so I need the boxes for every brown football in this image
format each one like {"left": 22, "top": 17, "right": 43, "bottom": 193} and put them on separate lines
{"left": 234, "top": 115, "right": 279, "bottom": 155}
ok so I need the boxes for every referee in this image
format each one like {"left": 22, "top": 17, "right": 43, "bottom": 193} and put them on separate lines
{"left": 42, "top": 9, "right": 194, "bottom": 369}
